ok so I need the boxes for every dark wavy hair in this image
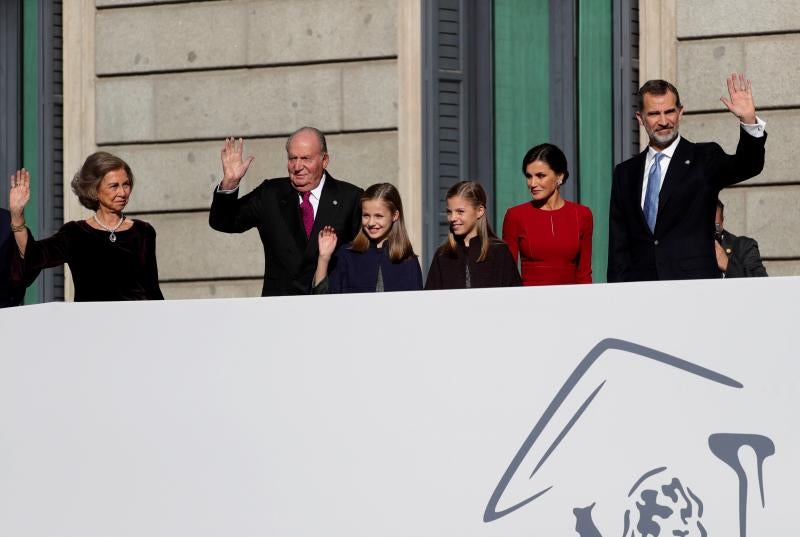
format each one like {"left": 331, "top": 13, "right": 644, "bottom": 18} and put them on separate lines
{"left": 521, "top": 143, "right": 570, "bottom": 185}
{"left": 70, "top": 152, "right": 134, "bottom": 210}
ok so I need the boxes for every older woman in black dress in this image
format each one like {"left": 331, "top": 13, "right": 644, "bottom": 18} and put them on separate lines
{"left": 8, "top": 152, "right": 163, "bottom": 301}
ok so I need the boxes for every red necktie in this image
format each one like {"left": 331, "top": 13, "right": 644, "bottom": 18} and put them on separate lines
{"left": 300, "top": 191, "right": 314, "bottom": 238}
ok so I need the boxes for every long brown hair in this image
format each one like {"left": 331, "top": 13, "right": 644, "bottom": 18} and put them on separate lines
{"left": 350, "top": 183, "right": 415, "bottom": 262}
{"left": 436, "top": 181, "right": 498, "bottom": 262}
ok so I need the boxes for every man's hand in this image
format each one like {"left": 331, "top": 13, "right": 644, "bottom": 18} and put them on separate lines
{"left": 715, "top": 239, "right": 729, "bottom": 272}
{"left": 720, "top": 73, "right": 757, "bottom": 124}
{"left": 220, "top": 137, "right": 255, "bottom": 190}
{"left": 9, "top": 169, "right": 31, "bottom": 223}
{"left": 317, "top": 226, "right": 338, "bottom": 260}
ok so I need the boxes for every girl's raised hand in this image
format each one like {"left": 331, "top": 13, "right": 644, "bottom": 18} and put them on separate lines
{"left": 317, "top": 225, "right": 338, "bottom": 259}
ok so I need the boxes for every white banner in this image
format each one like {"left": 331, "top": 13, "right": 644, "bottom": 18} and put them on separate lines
{"left": 0, "top": 278, "right": 797, "bottom": 536}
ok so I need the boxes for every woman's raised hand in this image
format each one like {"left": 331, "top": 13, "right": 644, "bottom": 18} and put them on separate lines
{"left": 9, "top": 169, "right": 31, "bottom": 219}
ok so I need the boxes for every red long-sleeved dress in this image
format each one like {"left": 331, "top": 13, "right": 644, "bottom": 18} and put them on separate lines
{"left": 502, "top": 200, "right": 593, "bottom": 285}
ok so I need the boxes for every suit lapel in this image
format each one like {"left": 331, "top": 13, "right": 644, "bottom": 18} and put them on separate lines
{"left": 278, "top": 183, "right": 307, "bottom": 250}
{"left": 312, "top": 176, "right": 342, "bottom": 234}
{"left": 305, "top": 175, "right": 345, "bottom": 255}
{"left": 658, "top": 138, "right": 694, "bottom": 217}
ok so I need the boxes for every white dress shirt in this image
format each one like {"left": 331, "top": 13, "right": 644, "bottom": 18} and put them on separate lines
{"left": 217, "top": 173, "right": 328, "bottom": 218}
{"left": 303, "top": 173, "right": 326, "bottom": 217}
{"left": 640, "top": 117, "right": 767, "bottom": 208}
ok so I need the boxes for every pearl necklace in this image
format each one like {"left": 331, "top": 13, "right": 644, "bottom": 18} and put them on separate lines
{"left": 93, "top": 213, "right": 125, "bottom": 242}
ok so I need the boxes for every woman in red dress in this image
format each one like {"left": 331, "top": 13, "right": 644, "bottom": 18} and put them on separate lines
{"left": 502, "top": 143, "right": 593, "bottom": 285}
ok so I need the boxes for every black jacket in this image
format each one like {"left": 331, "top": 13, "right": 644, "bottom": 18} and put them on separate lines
{"left": 425, "top": 237, "right": 521, "bottom": 290}
{"left": 719, "top": 230, "right": 768, "bottom": 278}
{"left": 608, "top": 128, "right": 766, "bottom": 282}
{"left": 209, "top": 174, "right": 362, "bottom": 296}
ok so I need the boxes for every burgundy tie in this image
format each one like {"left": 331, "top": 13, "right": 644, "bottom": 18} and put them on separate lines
{"left": 300, "top": 191, "right": 314, "bottom": 238}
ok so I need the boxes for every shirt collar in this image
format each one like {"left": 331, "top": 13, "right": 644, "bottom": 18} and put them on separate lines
{"left": 309, "top": 172, "right": 327, "bottom": 201}
{"left": 646, "top": 135, "right": 681, "bottom": 163}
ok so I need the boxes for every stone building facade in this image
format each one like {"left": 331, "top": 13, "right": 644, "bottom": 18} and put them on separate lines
{"left": 49, "top": 0, "right": 800, "bottom": 300}
{"left": 64, "top": 0, "right": 421, "bottom": 299}
{"left": 643, "top": 0, "right": 800, "bottom": 276}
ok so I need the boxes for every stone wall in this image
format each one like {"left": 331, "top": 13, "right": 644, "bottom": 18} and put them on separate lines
{"left": 674, "top": 1, "right": 800, "bottom": 276}
{"left": 85, "top": 0, "right": 404, "bottom": 298}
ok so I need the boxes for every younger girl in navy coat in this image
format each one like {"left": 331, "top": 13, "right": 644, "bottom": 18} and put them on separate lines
{"left": 312, "top": 183, "right": 422, "bottom": 293}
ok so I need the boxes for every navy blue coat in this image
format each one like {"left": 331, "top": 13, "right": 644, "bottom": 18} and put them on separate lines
{"left": 319, "top": 241, "right": 423, "bottom": 293}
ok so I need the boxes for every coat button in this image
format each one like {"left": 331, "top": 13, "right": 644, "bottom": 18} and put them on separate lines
{"left": 654, "top": 240, "right": 659, "bottom": 246}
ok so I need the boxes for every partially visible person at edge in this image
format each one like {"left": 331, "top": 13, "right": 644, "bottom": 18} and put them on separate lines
{"left": 208, "top": 128, "right": 362, "bottom": 296}
{"left": 312, "top": 183, "right": 422, "bottom": 293}
{"left": 425, "top": 181, "right": 520, "bottom": 290}
{"left": 714, "top": 199, "right": 768, "bottom": 278}
{"left": 607, "top": 73, "right": 767, "bottom": 282}
{"left": 0, "top": 207, "right": 24, "bottom": 307}
{"left": 502, "top": 143, "right": 593, "bottom": 285}
{"left": 8, "top": 153, "right": 164, "bottom": 301}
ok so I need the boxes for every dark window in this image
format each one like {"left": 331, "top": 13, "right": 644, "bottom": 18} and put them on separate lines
{"left": 0, "top": 1, "right": 22, "bottom": 202}
{"left": 0, "top": 0, "right": 64, "bottom": 302}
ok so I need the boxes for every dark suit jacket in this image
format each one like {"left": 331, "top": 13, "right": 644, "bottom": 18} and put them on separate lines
{"left": 719, "top": 231, "right": 768, "bottom": 278}
{"left": 608, "top": 128, "right": 766, "bottom": 282}
{"left": 1, "top": 208, "right": 24, "bottom": 307}
{"left": 209, "top": 174, "right": 362, "bottom": 296}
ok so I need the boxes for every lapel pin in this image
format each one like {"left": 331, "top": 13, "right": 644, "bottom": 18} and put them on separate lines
{"left": 332, "top": 200, "right": 338, "bottom": 205}
{"left": 685, "top": 160, "right": 691, "bottom": 165}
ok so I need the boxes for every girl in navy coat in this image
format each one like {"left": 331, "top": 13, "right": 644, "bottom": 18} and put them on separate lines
{"left": 312, "top": 183, "right": 422, "bottom": 293}
{"left": 425, "top": 181, "right": 520, "bottom": 290}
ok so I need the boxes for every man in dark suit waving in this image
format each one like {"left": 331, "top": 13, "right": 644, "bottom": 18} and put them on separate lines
{"left": 608, "top": 73, "right": 767, "bottom": 282}
{"left": 209, "top": 127, "right": 362, "bottom": 296}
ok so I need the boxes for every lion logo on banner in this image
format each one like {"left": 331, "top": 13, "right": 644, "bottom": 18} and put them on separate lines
{"left": 484, "top": 339, "right": 775, "bottom": 537}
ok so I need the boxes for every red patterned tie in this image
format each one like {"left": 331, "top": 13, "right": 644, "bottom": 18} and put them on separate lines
{"left": 300, "top": 191, "right": 314, "bottom": 238}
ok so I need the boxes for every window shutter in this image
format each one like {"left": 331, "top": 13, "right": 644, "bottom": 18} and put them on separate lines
{"left": 613, "top": 0, "right": 640, "bottom": 163}
{"left": 0, "top": 1, "right": 22, "bottom": 204}
{"left": 423, "top": 0, "right": 493, "bottom": 267}
{"left": 39, "top": 0, "right": 65, "bottom": 301}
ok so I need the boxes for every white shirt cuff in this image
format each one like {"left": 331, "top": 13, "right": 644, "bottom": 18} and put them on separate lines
{"left": 740, "top": 116, "right": 766, "bottom": 138}
{"left": 216, "top": 183, "right": 239, "bottom": 194}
